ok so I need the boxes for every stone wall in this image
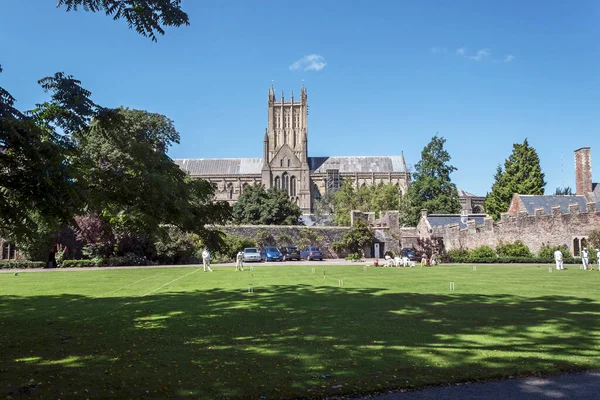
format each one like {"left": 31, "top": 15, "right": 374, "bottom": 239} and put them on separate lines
{"left": 430, "top": 203, "right": 600, "bottom": 255}
{"left": 217, "top": 225, "right": 352, "bottom": 258}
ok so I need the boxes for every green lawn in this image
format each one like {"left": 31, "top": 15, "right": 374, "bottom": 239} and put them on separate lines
{"left": 2, "top": 264, "right": 600, "bottom": 399}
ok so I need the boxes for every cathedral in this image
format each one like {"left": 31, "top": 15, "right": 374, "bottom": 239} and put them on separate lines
{"left": 174, "top": 85, "right": 410, "bottom": 214}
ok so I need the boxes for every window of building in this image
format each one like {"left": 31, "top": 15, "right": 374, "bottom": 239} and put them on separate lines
{"left": 290, "top": 176, "right": 296, "bottom": 197}
{"left": 274, "top": 176, "right": 280, "bottom": 190}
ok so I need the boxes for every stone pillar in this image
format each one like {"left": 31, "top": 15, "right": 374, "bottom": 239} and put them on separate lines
{"left": 568, "top": 203, "right": 580, "bottom": 214}
{"left": 574, "top": 147, "right": 592, "bottom": 195}
{"left": 586, "top": 202, "right": 596, "bottom": 213}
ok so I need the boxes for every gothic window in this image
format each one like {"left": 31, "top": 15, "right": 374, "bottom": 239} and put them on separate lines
{"left": 282, "top": 172, "right": 289, "bottom": 194}
{"left": 287, "top": 159, "right": 290, "bottom": 167}
{"left": 274, "top": 176, "right": 281, "bottom": 190}
{"left": 280, "top": 159, "right": 283, "bottom": 167}
{"left": 227, "top": 183, "right": 234, "bottom": 200}
{"left": 573, "top": 238, "right": 580, "bottom": 256}
{"left": 290, "top": 176, "right": 296, "bottom": 197}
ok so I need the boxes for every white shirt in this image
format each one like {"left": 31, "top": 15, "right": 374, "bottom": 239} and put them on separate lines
{"left": 554, "top": 250, "right": 563, "bottom": 261}
{"left": 202, "top": 250, "right": 210, "bottom": 259}
{"left": 582, "top": 249, "right": 589, "bottom": 259}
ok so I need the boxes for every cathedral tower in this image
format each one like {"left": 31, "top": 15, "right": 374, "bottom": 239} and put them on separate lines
{"left": 261, "top": 84, "right": 311, "bottom": 213}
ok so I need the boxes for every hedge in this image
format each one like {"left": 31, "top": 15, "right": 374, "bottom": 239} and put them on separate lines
{"left": 61, "top": 260, "right": 104, "bottom": 268}
{"left": 0, "top": 261, "right": 45, "bottom": 269}
{"left": 447, "top": 255, "right": 581, "bottom": 264}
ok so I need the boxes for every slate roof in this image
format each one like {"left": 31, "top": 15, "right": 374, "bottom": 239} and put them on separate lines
{"left": 516, "top": 195, "right": 592, "bottom": 214}
{"left": 173, "top": 158, "right": 263, "bottom": 176}
{"left": 427, "top": 214, "right": 488, "bottom": 229}
{"left": 308, "top": 156, "right": 406, "bottom": 173}
{"left": 586, "top": 183, "right": 600, "bottom": 204}
{"left": 174, "top": 155, "right": 407, "bottom": 176}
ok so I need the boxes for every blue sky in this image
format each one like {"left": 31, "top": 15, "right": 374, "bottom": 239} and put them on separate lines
{"left": 1, "top": 0, "right": 598, "bottom": 196}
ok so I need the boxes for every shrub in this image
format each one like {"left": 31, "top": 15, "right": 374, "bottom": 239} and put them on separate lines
{"left": 61, "top": 259, "right": 103, "bottom": 268}
{"left": 496, "top": 240, "right": 532, "bottom": 258}
{"left": 154, "top": 226, "right": 198, "bottom": 265}
{"left": 0, "top": 261, "right": 45, "bottom": 269}
{"left": 469, "top": 245, "right": 496, "bottom": 259}
{"left": 345, "top": 253, "right": 362, "bottom": 261}
{"left": 105, "top": 253, "right": 150, "bottom": 266}
{"left": 446, "top": 249, "right": 469, "bottom": 263}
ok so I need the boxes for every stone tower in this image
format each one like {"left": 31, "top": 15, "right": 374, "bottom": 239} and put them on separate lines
{"left": 261, "top": 84, "right": 312, "bottom": 212}
{"left": 574, "top": 147, "right": 592, "bottom": 196}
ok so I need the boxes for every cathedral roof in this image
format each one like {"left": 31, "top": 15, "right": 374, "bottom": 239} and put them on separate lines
{"left": 308, "top": 156, "right": 406, "bottom": 173}
{"left": 174, "top": 155, "right": 408, "bottom": 176}
{"left": 173, "top": 158, "right": 263, "bottom": 176}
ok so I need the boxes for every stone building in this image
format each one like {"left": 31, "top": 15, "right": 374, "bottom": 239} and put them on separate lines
{"left": 457, "top": 189, "right": 485, "bottom": 213}
{"left": 174, "top": 85, "right": 411, "bottom": 214}
{"left": 413, "top": 147, "right": 600, "bottom": 256}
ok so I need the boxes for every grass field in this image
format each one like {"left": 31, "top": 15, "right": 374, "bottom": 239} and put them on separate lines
{"left": 2, "top": 263, "right": 600, "bottom": 399}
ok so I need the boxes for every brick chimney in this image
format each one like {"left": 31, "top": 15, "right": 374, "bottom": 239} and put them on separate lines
{"left": 574, "top": 147, "right": 592, "bottom": 195}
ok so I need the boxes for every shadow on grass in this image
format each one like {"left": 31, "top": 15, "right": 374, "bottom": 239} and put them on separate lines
{"left": 2, "top": 286, "right": 600, "bottom": 399}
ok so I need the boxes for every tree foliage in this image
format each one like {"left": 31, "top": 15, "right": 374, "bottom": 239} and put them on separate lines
{"left": 331, "top": 181, "right": 404, "bottom": 226}
{"left": 232, "top": 185, "right": 302, "bottom": 225}
{"left": 554, "top": 186, "right": 573, "bottom": 195}
{"left": 56, "top": 0, "right": 190, "bottom": 41}
{"left": 484, "top": 139, "right": 546, "bottom": 220}
{"left": 405, "top": 136, "right": 461, "bottom": 226}
{"left": 332, "top": 220, "right": 374, "bottom": 256}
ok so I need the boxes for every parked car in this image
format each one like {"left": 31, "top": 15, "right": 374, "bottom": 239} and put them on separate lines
{"left": 243, "top": 247, "right": 262, "bottom": 262}
{"left": 400, "top": 247, "right": 418, "bottom": 261}
{"left": 301, "top": 247, "right": 323, "bottom": 261}
{"left": 280, "top": 246, "right": 301, "bottom": 261}
{"left": 262, "top": 246, "right": 283, "bottom": 262}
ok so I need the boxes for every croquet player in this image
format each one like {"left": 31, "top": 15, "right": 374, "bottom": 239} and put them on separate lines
{"left": 202, "top": 248, "right": 213, "bottom": 272}
{"left": 597, "top": 249, "right": 600, "bottom": 271}
{"left": 235, "top": 251, "right": 244, "bottom": 271}
{"left": 582, "top": 247, "right": 590, "bottom": 271}
{"left": 554, "top": 248, "right": 564, "bottom": 270}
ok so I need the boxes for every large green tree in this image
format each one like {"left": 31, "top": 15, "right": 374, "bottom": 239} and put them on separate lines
{"left": 0, "top": 0, "right": 193, "bottom": 258}
{"left": 405, "top": 136, "right": 461, "bottom": 226}
{"left": 232, "top": 185, "right": 302, "bottom": 225}
{"left": 76, "top": 107, "right": 231, "bottom": 242}
{"left": 484, "top": 139, "right": 546, "bottom": 220}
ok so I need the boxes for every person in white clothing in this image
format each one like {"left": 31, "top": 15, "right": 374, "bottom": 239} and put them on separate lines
{"left": 554, "top": 248, "right": 564, "bottom": 270}
{"left": 597, "top": 249, "right": 600, "bottom": 271}
{"left": 235, "top": 251, "right": 244, "bottom": 271}
{"left": 581, "top": 247, "right": 590, "bottom": 271}
{"left": 202, "top": 248, "right": 213, "bottom": 272}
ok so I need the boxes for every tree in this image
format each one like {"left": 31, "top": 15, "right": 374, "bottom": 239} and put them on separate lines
{"left": 405, "top": 136, "right": 461, "bottom": 225}
{"left": 331, "top": 180, "right": 404, "bottom": 226}
{"left": 332, "top": 220, "right": 375, "bottom": 256}
{"left": 76, "top": 107, "right": 231, "bottom": 246}
{"left": 0, "top": 73, "right": 96, "bottom": 258}
{"left": 56, "top": 0, "right": 189, "bottom": 41}
{"left": 484, "top": 139, "right": 546, "bottom": 220}
{"left": 555, "top": 187, "right": 573, "bottom": 195}
{"left": 232, "top": 185, "right": 302, "bottom": 225}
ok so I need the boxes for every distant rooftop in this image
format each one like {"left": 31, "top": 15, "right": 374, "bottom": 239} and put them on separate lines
{"left": 427, "top": 214, "right": 488, "bottom": 229}
{"left": 516, "top": 194, "right": 593, "bottom": 214}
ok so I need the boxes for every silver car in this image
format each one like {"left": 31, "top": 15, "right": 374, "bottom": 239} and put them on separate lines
{"left": 243, "top": 247, "right": 262, "bottom": 262}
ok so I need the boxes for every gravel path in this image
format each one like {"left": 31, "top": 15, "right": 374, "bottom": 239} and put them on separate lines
{"left": 0, "top": 258, "right": 355, "bottom": 273}
{"left": 357, "top": 370, "right": 600, "bottom": 400}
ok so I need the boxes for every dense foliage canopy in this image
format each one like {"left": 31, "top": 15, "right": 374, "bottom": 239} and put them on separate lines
{"left": 484, "top": 139, "right": 546, "bottom": 220}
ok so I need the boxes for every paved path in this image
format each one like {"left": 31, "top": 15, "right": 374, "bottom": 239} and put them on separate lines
{"left": 0, "top": 258, "right": 356, "bottom": 273}
{"left": 357, "top": 370, "right": 600, "bottom": 400}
